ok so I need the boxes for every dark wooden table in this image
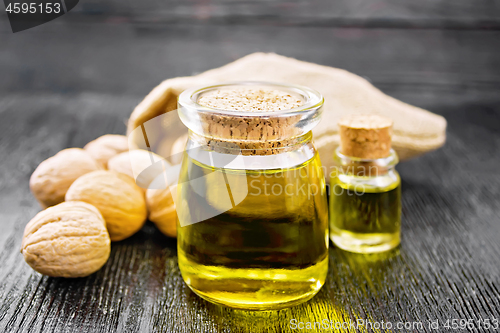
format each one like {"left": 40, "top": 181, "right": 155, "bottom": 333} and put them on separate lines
{"left": 1, "top": 1, "right": 500, "bottom": 332}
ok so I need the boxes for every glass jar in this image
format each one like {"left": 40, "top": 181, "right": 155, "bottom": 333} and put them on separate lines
{"left": 176, "top": 82, "right": 328, "bottom": 310}
{"left": 329, "top": 147, "right": 401, "bottom": 253}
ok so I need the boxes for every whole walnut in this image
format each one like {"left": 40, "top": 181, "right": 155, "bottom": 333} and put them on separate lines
{"left": 65, "top": 170, "right": 147, "bottom": 242}
{"left": 21, "top": 201, "right": 111, "bottom": 278}
{"left": 30, "top": 148, "right": 102, "bottom": 208}
{"left": 84, "top": 134, "right": 129, "bottom": 168}
{"left": 107, "top": 149, "right": 170, "bottom": 191}
{"left": 169, "top": 133, "right": 188, "bottom": 165}
{"left": 146, "top": 168, "right": 180, "bottom": 238}
{"left": 146, "top": 188, "right": 177, "bottom": 238}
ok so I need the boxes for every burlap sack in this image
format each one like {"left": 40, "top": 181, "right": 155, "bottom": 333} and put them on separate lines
{"left": 127, "top": 53, "right": 446, "bottom": 176}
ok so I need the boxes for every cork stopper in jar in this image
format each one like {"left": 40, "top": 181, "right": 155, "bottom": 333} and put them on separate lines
{"left": 178, "top": 82, "right": 324, "bottom": 156}
{"left": 196, "top": 87, "right": 304, "bottom": 155}
{"left": 197, "top": 88, "right": 304, "bottom": 112}
{"left": 338, "top": 114, "right": 393, "bottom": 159}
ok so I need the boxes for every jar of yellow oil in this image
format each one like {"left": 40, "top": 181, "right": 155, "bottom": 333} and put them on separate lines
{"left": 176, "top": 82, "right": 328, "bottom": 310}
{"left": 329, "top": 114, "right": 401, "bottom": 254}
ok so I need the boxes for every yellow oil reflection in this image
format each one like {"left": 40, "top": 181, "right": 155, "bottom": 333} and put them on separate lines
{"left": 181, "top": 247, "right": 402, "bottom": 332}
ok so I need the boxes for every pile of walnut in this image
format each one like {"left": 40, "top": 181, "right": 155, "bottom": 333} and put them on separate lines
{"left": 22, "top": 134, "right": 178, "bottom": 278}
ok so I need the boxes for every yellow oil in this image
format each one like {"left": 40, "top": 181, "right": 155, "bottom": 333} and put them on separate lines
{"left": 177, "top": 151, "right": 329, "bottom": 310}
{"left": 329, "top": 174, "right": 401, "bottom": 254}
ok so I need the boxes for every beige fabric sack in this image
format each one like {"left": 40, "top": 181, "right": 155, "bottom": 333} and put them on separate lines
{"left": 127, "top": 53, "right": 446, "bottom": 177}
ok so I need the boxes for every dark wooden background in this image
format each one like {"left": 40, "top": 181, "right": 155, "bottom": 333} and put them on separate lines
{"left": 1, "top": 1, "right": 500, "bottom": 332}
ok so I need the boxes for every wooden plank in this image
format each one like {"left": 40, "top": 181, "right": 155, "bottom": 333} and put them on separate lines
{"left": 0, "top": 90, "right": 499, "bottom": 332}
{"left": 0, "top": 13, "right": 500, "bottom": 333}
{"left": 0, "top": 22, "right": 499, "bottom": 99}
{"left": 70, "top": 0, "right": 500, "bottom": 27}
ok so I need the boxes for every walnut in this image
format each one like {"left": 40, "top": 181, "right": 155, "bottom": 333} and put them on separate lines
{"left": 169, "top": 133, "right": 188, "bottom": 165}
{"left": 107, "top": 149, "right": 170, "bottom": 191}
{"left": 65, "top": 170, "right": 147, "bottom": 242}
{"left": 146, "top": 188, "right": 177, "bottom": 238}
{"left": 30, "top": 148, "right": 102, "bottom": 208}
{"left": 145, "top": 167, "right": 180, "bottom": 238}
{"left": 21, "top": 201, "right": 110, "bottom": 278}
{"left": 84, "top": 134, "right": 129, "bottom": 168}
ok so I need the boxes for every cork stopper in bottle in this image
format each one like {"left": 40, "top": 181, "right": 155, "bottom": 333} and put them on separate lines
{"left": 338, "top": 114, "right": 393, "bottom": 159}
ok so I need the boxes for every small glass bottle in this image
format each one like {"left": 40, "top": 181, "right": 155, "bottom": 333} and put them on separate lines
{"left": 329, "top": 115, "right": 401, "bottom": 254}
{"left": 176, "top": 81, "right": 328, "bottom": 310}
